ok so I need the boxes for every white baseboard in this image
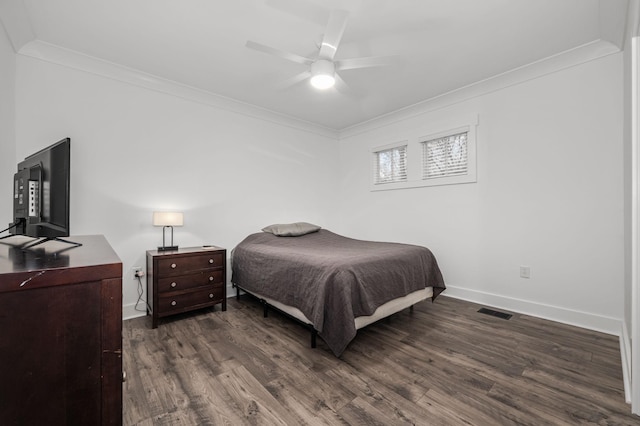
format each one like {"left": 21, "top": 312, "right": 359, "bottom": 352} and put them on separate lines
{"left": 442, "top": 285, "right": 622, "bottom": 336}
{"left": 123, "top": 302, "right": 147, "bottom": 321}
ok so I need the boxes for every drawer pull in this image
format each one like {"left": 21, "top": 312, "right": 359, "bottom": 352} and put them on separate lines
{"left": 171, "top": 263, "right": 177, "bottom": 269}
{"left": 209, "top": 276, "right": 214, "bottom": 281}
{"left": 209, "top": 258, "right": 214, "bottom": 264}
{"left": 209, "top": 293, "right": 214, "bottom": 299}
{"left": 171, "top": 300, "right": 177, "bottom": 306}
{"left": 170, "top": 282, "right": 177, "bottom": 288}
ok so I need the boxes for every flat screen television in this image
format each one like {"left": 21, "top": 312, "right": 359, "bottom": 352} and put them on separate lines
{"left": 2, "top": 138, "right": 79, "bottom": 248}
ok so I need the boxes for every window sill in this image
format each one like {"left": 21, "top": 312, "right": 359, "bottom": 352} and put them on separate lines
{"left": 370, "top": 175, "right": 477, "bottom": 192}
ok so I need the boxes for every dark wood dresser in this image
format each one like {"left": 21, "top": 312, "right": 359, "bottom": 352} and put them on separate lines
{"left": 147, "top": 245, "right": 226, "bottom": 328}
{"left": 0, "top": 235, "right": 122, "bottom": 425}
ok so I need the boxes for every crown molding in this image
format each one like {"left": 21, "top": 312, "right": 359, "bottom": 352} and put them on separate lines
{"left": 599, "top": 0, "right": 630, "bottom": 50}
{"left": 339, "top": 39, "right": 621, "bottom": 140}
{"left": 15, "top": 37, "right": 622, "bottom": 142}
{"left": 17, "top": 40, "right": 339, "bottom": 140}
{"left": 0, "top": 0, "right": 35, "bottom": 52}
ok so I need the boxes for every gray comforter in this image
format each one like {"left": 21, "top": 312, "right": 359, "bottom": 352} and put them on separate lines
{"left": 231, "top": 229, "right": 445, "bottom": 356}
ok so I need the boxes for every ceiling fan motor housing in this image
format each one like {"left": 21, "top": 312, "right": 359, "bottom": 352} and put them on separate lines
{"left": 310, "top": 59, "right": 336, "bottom": 89}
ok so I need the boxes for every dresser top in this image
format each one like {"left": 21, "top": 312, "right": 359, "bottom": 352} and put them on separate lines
{"left": 0, "top": 234, "right": 122, "bottom": 292}
{"left": 147, "top": 245, "right": 225, "bottom": 257}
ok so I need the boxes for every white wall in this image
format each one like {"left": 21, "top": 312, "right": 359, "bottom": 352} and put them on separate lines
{"left": 14, "top": 54, "right": 339, "bottom": 318}
{"left": 8, "top": 33, "right": 626, "bottom": 335}
{"left": 337, "top": 53, "right": 624, "bottom": 333}
{"left": 0, "top": 24, "right": 15, "bottom": 223}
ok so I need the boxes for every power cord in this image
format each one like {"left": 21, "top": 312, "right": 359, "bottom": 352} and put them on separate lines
{"left": 134, "top": 273, "right": 150, "bottom": 312}
{"left": 0, "top": 221, "right": 19, "bottom": 235}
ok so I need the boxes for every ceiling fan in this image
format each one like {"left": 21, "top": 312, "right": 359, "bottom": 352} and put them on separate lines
{"left": 246, "top": 9, "right": 397, "bottom": 91}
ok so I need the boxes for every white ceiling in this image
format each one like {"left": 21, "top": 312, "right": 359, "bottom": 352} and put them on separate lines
{"left": 0, "top": 0, "right": 630, "bottom": 131}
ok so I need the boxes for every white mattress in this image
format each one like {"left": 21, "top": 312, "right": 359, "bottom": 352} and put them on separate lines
{"left": 248, "top": 287, "right": 433, "bottom": 330}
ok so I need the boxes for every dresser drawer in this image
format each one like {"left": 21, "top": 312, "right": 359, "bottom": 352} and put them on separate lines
{"left": 157, "top": 270, "right": 224, "bottom": 293}
{"left": 157, "top": 252, "right": 224, "bottom": 276}
{"left": 158, "top": 287, "right": 224, "bottom": 314}
{"left": 147, "top": 246, "right": 227, "bottom": 328}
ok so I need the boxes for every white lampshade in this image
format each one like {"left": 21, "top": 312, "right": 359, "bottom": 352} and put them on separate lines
{"left": 152, "top": 211, "right": 183, "bottom": 227}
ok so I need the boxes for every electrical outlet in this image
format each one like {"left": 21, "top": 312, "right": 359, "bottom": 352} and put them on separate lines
{"left": 133, "top": 267, "right": 144, "bottom": 279}
{"left": 519, "top": 266, "right": 531, "bottom": 279}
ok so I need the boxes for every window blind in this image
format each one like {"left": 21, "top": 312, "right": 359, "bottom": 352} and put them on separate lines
{"left": 373, "top": 145, "right": 407, "bottom": 184}
{"left": 422, "top": 132, "right": 468, "bottom": 179}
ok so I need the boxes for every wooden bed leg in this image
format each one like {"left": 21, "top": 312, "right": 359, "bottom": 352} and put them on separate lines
{"left": 311, "top": 329, "right": 317, "bottom": 348}
{"left": 410, "top": 304, "right": 414, "bottom": 313}
{"left": 261, "top": 299, "right": 269, "bottom": 318}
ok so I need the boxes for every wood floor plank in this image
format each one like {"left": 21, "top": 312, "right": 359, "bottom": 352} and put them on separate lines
{"left": 420, "top": 388, "right": 528, "bottom": 426}
{"left": 324, "top": 362, "right": 440, "bottom": 425}
{"left": 522, "top": 366, "right": 631, "bottom": 414}
{"left": 266, "top": 365, "right": 355, "bottom": 413}
{"left": 264, "top": 373, "right": 351, "bottom": 425}
{"left": 337, "top": 396, "right": 403, "bottom": 426}
{"left": 122, "top": 295, "right": 640, "bottom": 425}
{"left": 488, "top": 377, "right": 636, "bottom": 425}
{"left": 340, "top": 338, "right": 431, "bottom": 402}
{"left": 215, "top": 365, "right": 299, "bottom": 425}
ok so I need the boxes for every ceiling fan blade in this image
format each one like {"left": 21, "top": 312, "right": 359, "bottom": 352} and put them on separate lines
{"left": 336, "top": 55, "right": 400, "bottom": 71}
{"left": 333, "top": 73, "right": 352, "bottom": 95}
{"left": 246, "top": 40, "right": 313, "bottom": 65}
{"left": 265, "top": 0, "right": 329, "bottom": 26}
{"left": 277, "top": 71, "right": 312, "bottom": 90}
{"left": 318, "top": 9, "right": 349, "bottom": 60}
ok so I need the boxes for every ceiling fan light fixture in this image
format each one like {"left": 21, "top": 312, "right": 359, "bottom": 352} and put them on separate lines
{"left": 310, "top": 59, "right": 336, "bottom": 90}
{"left": 310, "top": 74, "right": 335, "bottom": 90}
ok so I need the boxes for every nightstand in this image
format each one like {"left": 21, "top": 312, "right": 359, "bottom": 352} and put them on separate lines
{"left": 146, "top": 245, "right": 226, "bottom": 328}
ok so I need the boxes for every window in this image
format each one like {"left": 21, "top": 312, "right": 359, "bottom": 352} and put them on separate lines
{"left": 369, "top": 115, "right": 478, "bottom": 191}
{"left": 372, "top": 144, "right": 407, "bottom": 185}
{"left": 422, "top": 131, "right": 468, "bottom": 179}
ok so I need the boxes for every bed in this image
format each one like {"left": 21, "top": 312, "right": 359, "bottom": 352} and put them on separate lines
{"left": 231, "top": 223, "right": 446, "bottom": 356}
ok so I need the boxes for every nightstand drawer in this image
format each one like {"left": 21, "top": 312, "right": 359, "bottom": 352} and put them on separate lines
{"left": 157, "top": 252, "right": 224, "bottom": 276}
{"left": 158, "top": 287, "right": 224, "bottom": 314}
{"left": 147, "top": 245, "right": 227, "bottom": 328}
{"left": 157, "top": 270, "right": 224, "bottom": 293}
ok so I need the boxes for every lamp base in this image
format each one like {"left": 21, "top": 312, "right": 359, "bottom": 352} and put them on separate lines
{"left": 157, "top": 245, "right": 179, "bottom": 252}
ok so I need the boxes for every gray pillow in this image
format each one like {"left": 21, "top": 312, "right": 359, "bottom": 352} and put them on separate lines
{"left": 261, "top": 222, "right": 321, "bottom": 237}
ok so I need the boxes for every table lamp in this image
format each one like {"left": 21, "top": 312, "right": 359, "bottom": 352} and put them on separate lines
{"left": 153, "top": 211, "right": 183, "bottom": 251}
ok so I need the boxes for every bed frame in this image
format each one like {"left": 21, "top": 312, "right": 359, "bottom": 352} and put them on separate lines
{"left": 232, "top": 283, "right": 433, "bottom": 350}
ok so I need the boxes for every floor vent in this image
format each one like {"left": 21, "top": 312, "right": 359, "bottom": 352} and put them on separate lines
{"left": 478, "top": 307, "right": 512, "bottom": 320}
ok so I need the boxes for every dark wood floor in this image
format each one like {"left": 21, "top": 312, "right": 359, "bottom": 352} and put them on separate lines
{"left": 122, "top": 295, "right": 639, "bottom": 425}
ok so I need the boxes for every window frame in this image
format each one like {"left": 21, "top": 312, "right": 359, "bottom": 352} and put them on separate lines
{"left": 419, "top": 124, "right": 477, "bottom": 187}
{"left": 371, "top": 142, "right": 408, "bottom": 186}
{"left": 370, "top": 114, "right": 478, "bottom": 192}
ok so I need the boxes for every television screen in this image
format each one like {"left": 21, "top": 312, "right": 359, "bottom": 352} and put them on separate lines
{"left": 11, "top": 138, "right": 71, "bottom": 239}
